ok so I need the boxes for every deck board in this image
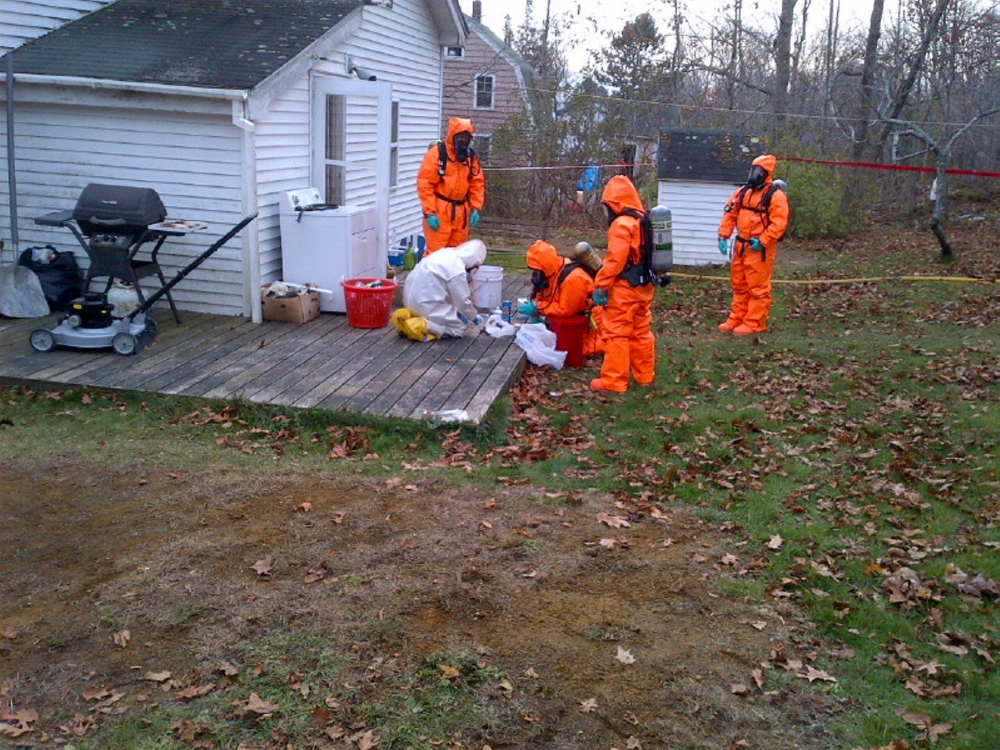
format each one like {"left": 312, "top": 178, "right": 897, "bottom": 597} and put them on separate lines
{"left": 0, "top": 272, "right": 535, "bottom": 424}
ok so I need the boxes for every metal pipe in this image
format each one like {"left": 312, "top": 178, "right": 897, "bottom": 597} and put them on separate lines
{"left": 5, "top": 53, "right": 18, "bottom": 253}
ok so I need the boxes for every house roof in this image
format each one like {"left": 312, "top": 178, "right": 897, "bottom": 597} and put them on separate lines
{"left": 9, "top": 0, "right": 365, "bottom": 90}
{"left": 657, "top": 130, "right": 770, "bottom": 183}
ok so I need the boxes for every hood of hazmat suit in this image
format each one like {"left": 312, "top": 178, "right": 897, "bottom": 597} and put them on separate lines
{"left": 403, "top": 239, "right": 487, "bottom": 337}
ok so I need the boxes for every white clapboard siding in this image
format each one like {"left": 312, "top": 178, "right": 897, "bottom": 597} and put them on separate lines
{"left": 251, "top": 0, "right": 447, "bottom": 287}
{"left": 2, "top": 0, "right": 111, "bottom": 53}
{"left": 2, "top": 0, "right": 452, "bottom": 318}
{"left": 0, "top": 99, "right": 246, "bottom": 316}
{"left": 658, "top": 180, "right": 742, "bottom": 266}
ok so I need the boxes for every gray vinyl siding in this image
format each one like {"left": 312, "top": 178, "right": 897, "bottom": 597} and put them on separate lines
{"left": 657, "top": 180, "right": 740, "bottom": 267}
{"left": 0, "top": 95, "right": 246, "bottom": 316}
{"left": 2, "top": 0, "right": 111, "bottom": 53}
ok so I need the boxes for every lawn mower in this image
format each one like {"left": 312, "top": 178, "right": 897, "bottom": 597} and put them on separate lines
{"left": 29, "top": 213, "right": 257, "bottom": 356}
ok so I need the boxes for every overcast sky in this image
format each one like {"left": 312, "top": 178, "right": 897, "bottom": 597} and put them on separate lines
{"left": 459, "top": 0, "right": 898, "bottom": 73}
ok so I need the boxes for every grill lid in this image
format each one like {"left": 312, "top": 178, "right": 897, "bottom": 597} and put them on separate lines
{"left": 73, "top": 183, "right": 167, "bottom": 233}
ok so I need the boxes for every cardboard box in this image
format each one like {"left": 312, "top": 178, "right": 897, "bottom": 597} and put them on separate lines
{"left": 262, "top": 292, "right": 321, "bottom": 323}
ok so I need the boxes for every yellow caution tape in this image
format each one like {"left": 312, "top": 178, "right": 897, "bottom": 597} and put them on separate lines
{"left": 668, "top": 272, "right": 998, "bottom": 285}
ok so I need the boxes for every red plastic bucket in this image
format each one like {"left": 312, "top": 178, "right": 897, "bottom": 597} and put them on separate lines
{"left": 545, "top": 313, "right": 588, "bottom": 368}
{"left": 341, "top": 278, "right": 398, "bottom": 328}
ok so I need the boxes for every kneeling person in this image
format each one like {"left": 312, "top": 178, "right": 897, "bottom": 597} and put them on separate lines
{"left": 393, "top": 239, "right": 486, "bottom": 341}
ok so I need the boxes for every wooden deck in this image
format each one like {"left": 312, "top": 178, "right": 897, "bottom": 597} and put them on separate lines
{"left": 0, "top": 273, "right": 531, "bottom": 424}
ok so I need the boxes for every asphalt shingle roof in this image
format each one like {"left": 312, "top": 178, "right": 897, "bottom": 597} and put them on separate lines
{"left": 657, "top": 130, "right": 770, "bottom": 184}
{"left": 11, "top": 0, "right": 363, "bottom": 90}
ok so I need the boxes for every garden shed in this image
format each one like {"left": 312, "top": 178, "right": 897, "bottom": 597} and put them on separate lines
{"left": 656, "top": 130, "right": 769, "bottom": 266}
{"left": 1, "top": 0, "right": 466, "bottom": 321}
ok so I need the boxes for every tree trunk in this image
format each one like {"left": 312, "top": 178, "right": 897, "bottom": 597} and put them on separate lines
{"left": 929, "top": 161, "right": 952, "bottom": 260}
{"left": 852, "top": 0, "right": 885, "bottom": 160}
{"left": 772, "top": 0, "right": 798, "bottom": 135}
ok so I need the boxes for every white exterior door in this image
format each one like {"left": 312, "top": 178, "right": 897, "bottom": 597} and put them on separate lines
{"left": 311, "top": 74, "right": 391, "bottom": 267}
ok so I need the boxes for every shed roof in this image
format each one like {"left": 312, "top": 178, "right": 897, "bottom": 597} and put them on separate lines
{"left": 657, "top": 130, "right": 770, "bottom": 184}
{"left": 9, "top": 0, "right": 364, "bottom": 90}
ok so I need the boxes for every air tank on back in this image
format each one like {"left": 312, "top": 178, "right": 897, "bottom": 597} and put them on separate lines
{"left": 572, "top": 241, "right": 604, "bottom": 274}
{"left": 649, "top": 204, "right": 673, "bottom": 273}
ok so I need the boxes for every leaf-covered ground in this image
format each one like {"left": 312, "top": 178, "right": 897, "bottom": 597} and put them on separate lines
{"left": 1, "top": 201, "right": 997, "bottom": 750}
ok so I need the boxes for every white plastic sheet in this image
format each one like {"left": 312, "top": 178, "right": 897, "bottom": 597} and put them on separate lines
{"left": 515, "top": 322, "right": 566, "bottom": 369}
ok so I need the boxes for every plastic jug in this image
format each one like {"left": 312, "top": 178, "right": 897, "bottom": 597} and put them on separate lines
{"left": 403, "top": 244, "right": 417, "bottom": 271}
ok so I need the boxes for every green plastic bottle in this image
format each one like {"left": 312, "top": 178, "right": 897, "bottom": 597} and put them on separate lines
{"left": 403, "top": 244, "right": 417, "bottom": 271}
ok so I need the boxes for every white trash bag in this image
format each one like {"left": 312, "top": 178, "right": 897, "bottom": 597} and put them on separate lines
{"left": 515, "top": 322, "right": 566, "bottom": 369}
{"left": 483, "top": 313, "right": 516, "bottom": 339}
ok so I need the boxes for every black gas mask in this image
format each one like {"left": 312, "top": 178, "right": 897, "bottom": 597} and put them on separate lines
{"left": 746, "top": 165, "right": 768, "bottom": 190}
{"left": 454, "top": 132, "right": 473, "bottom": 163}
{"left": 530, "top": 269, "right": 549, "bottom": 295}
{"left": 603, "top": 202, "right": 617, "bottom": 227}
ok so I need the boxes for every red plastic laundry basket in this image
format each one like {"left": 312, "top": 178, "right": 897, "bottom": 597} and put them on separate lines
{"left": 341, "top": 278, "right": 398, "bottom": 328}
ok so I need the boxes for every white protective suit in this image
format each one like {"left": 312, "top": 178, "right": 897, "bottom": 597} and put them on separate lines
{"left": 403, "top": 239, "right": 487, "bottom": 338}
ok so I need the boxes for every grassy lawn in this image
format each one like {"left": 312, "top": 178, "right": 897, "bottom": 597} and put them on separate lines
{"left": 1, "top": 221, "right": 997, "bottom": 749}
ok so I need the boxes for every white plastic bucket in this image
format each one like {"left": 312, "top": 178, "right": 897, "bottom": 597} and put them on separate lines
{"left": 472, "top": 265, "right": 504, "bottom": 310}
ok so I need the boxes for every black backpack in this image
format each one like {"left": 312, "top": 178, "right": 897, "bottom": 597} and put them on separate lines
{"left": 434, "top": 139, "right": 477, "bottom": 177}
{"left": 618, "top": 208, "right": 661, "bottom": 287}
{"left": 736, "top": 182, "right": 789, "bottom": 241}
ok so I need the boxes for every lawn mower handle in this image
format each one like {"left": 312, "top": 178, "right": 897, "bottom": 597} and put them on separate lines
{"left": 128, "top": 213, "right": 258, "bottom": 321}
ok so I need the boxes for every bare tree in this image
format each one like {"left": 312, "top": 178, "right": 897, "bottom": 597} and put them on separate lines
{"left": 888, "top": 106, "right": 1000, "bottom": 259}
{"left": 851, "top": 0, "right": 886, "bottom": 160}
{"left": 772, "top": 0, "right": 798, "bottom": 134}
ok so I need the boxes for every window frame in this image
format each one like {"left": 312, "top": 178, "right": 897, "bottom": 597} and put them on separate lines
{"left": 473, "top": 73, "right": 496, "bottom": 110}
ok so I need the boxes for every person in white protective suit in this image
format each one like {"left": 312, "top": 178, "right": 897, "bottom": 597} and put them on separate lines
{"left": 392, "top": 239, "right": 487, "bottom": 341}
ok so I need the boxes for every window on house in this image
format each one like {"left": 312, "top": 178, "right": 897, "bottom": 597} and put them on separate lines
{"left": 474, "top": 135, "right": 491, "bottom": 163}
{"left": 324, "top": 94, "right": 346, "bottom": 205}
{"left": 445, "top": 46, "right": 465, "bottom": 58}
{"left": 474, "top": 74, "right": 495, "bottom": 109}
{"left": 390, "top": 100, "right": 399, "bottom": 189}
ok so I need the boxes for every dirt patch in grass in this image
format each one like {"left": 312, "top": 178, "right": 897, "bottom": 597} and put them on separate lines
{"left": 0, "top": 454, "right": 844, "bottom": 749}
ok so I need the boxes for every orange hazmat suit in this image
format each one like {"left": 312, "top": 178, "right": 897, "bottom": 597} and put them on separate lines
{"left": 526, "top": 240, "right": 603, "bottom": 356}
{"left": 592, "top": 175, "right": 655, "bottom": 392}
{"left": 718, "top": 154, "right": 789, "bottom": 334}
{"left": 417, "top": 117, "right": 486, "bottom": 256}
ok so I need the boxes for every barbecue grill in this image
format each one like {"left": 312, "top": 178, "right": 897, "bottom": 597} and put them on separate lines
{"left": 34, "top": 183, "right": 184, "bottom": 323}
{"left": 29, "top": 185, "right": 257, "bottom": 355}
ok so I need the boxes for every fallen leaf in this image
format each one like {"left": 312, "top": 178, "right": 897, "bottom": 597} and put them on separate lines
{"left": 596, "top": 512, "right": 631, "bottom": 529}
{"left": 767, "top": 534, "right": 783, "bottom": 549}
{"left": 113, "top": 629, "right": 131, "bottom": 648}
{"left": 579, "top": 697, "right": 597, "bottom": 713}
{"left": 244, "top": 692, "right": 279, "bottom": 716}
{"left": 616, "top": 645, "right": 636, "bottom": 664}
{"left": 730, "top": 683, "right": 750, "bottom": 695}
{"left": 251, "top": 557, "right": 274, "bottom": 577}
{"left": 439, "top": 665, "right": 460, "bottom": 680}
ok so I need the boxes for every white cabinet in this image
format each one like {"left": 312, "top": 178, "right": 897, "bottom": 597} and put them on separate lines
{"left": 279, "top": 201, "right": 379, "bottom": 313}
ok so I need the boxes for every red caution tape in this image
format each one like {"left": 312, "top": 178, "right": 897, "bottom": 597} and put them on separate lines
{"left": 785, "top": 157, "right": 1000, "bottom": 179}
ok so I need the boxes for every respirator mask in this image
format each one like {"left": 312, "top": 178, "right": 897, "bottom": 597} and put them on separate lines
{"left": 603, "top": 202, "right": 617, "bottom": 227}
{"left": 455, "top": 132, "right": 473, "bottom": 163}
{"left": 746, "top": 165, "right": 768, "bottom": 190}
{"left": 530, "top": 269, "right": 549, "bottom": 294}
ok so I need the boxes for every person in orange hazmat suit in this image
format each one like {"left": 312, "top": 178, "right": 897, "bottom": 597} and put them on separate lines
{"left": 417, "top": 117, "right": 486, "bottom": 257}
{"left": 590, "top": 175, "right": 655, "bottom": 393}
{"left": 717, "top": 154, "right": 789, "bottom": 335}
{"left": 522, "top": 239, "right": 604, "bottom": 357}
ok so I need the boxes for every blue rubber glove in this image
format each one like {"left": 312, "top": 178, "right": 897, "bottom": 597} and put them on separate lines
{"left": 473, "top": 314, "right": 484, "bottom": 326}
{"left": 592, "top": 288, "right": 608, "bottom": 306}
{"left": 517, "top": 300, "right": 537, "bottom": 317}
{"left": 718, "top": 238, "right": 729, "bottom": 256}
{"left": 470, "top": 210, "right": 480, "bottom": 228}
{"left": 457, "top": 312, "right": 469, "bottom": 324}
{"left": 749, "top": 237, "right": 764, "bottom": 252}
{"left": 427, "top": 214, "right": 441, "bottom": 231}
